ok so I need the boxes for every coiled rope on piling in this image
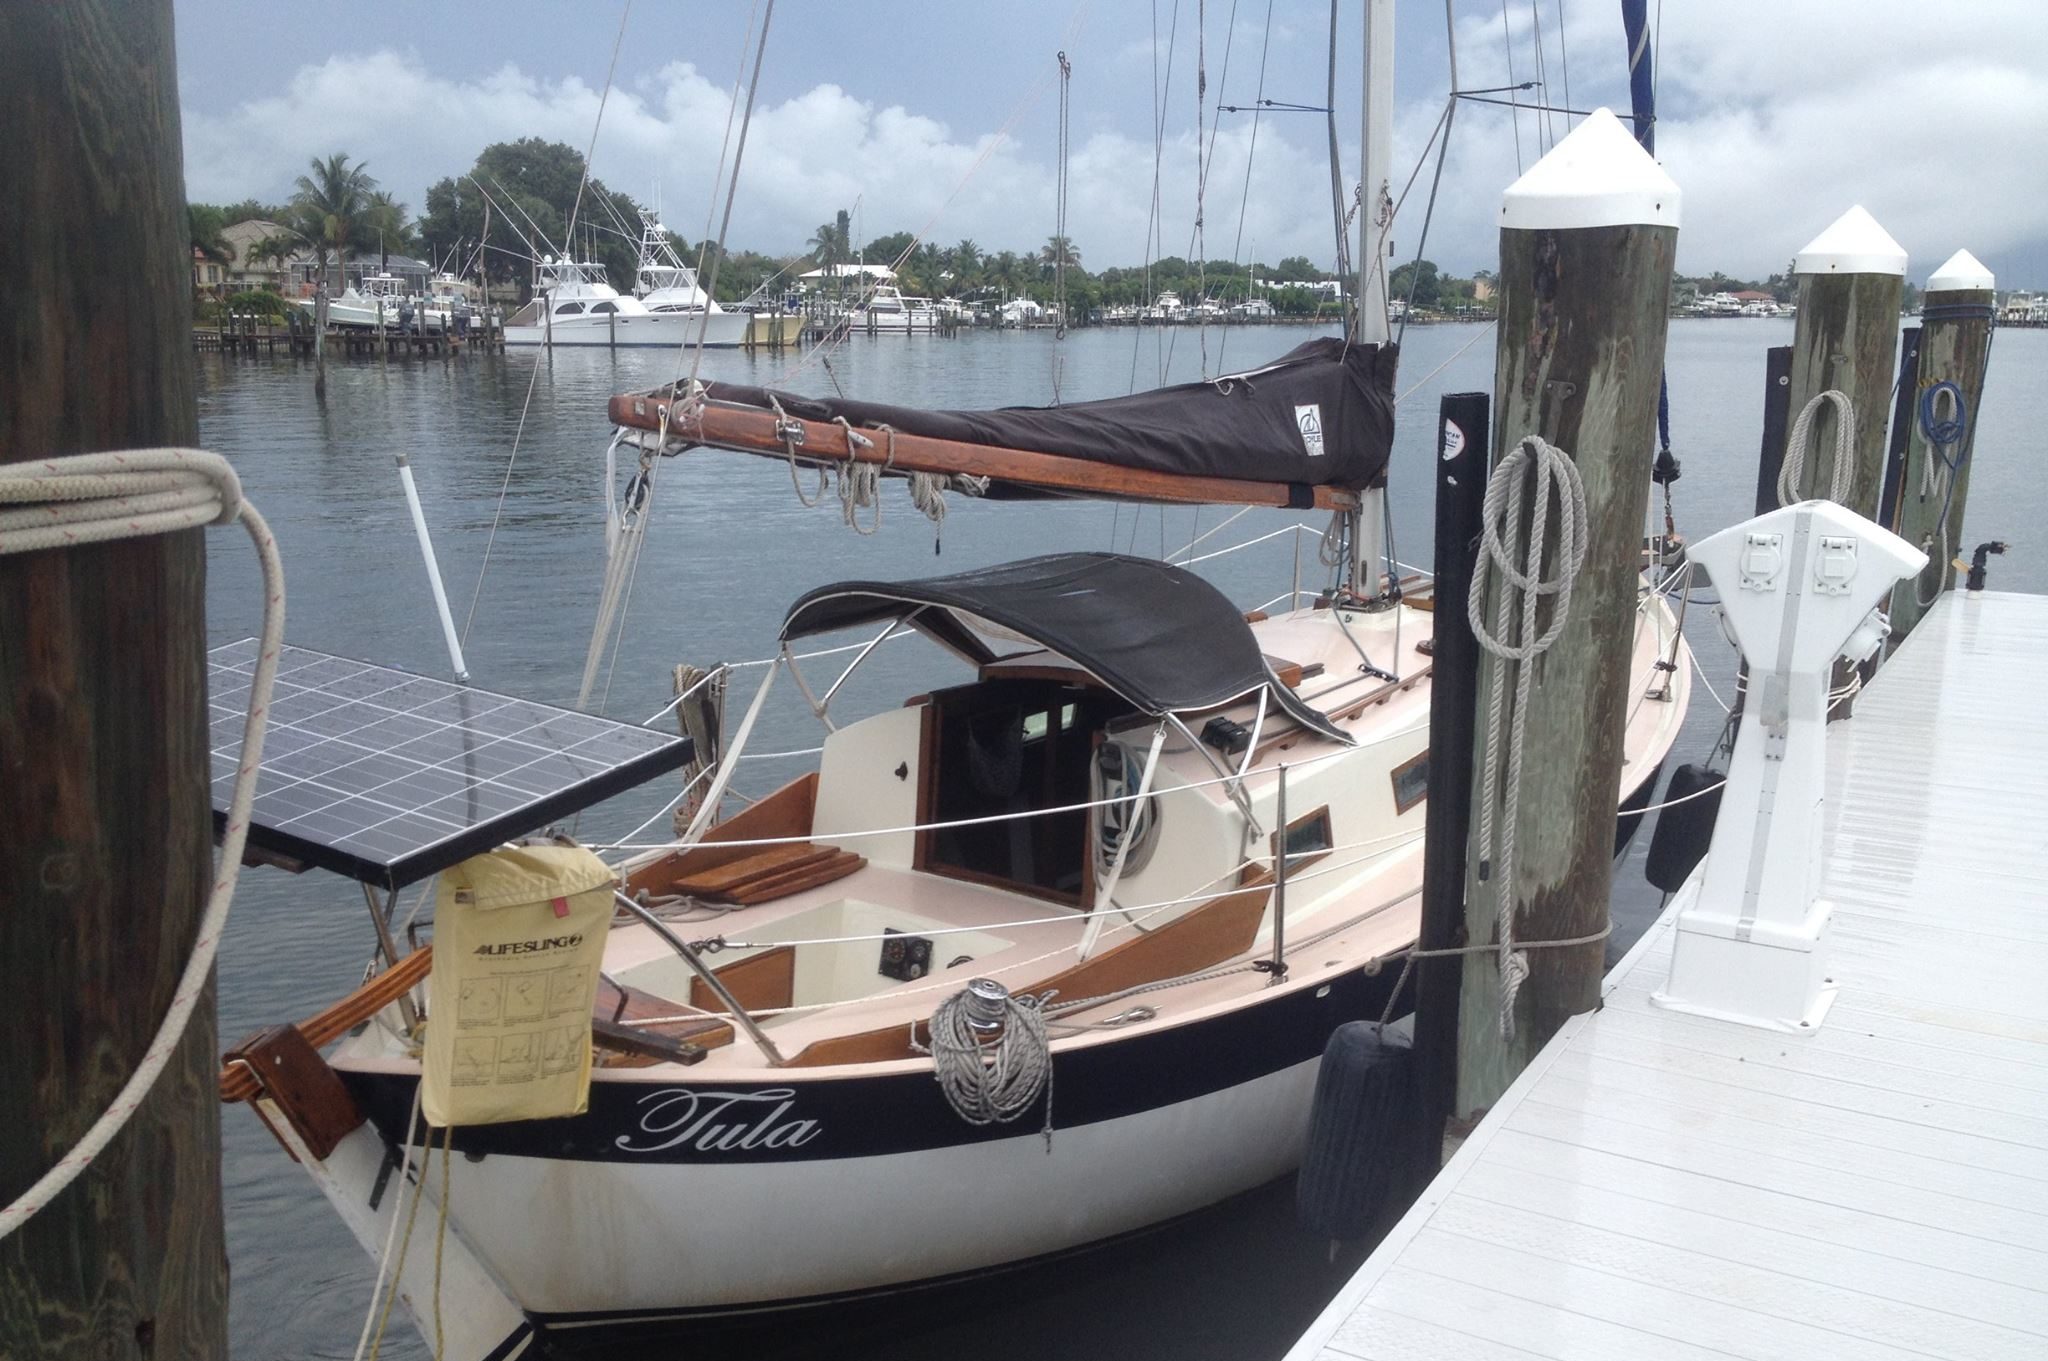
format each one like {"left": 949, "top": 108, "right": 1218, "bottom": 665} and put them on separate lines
{"left": 0, "top": 448, "right": 284, "bottom": 1241}
{"left": 1778, "top": 388, "right": 1857, "bottom": 506}
{"left": 1915, "top": 380, "right": 1970, "bottom": 607}
{"left": 1466, "top": 435, "right": 1588, "bottom": 1039}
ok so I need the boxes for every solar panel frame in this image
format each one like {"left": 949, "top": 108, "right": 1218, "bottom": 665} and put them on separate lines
{"left": 208, "top": 640, "right": 693, "bottom": 890}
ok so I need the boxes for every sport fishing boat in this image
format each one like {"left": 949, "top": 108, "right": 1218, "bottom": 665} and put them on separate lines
{"left": 216, "top": 333, "right": 1690, "bottom": 1359}
{"left": 502, "top": 256, "right": 722, "bottom": 348}
{"left": 632, "top": 212, "right": 749, "bottom": 347}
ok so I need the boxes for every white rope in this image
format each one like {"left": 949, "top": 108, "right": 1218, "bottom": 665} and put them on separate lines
{"left": 0, "top": 447, "right": 284, "bottom": 1240}
{"left": 349, "top": 1079, "right": 424, "bottom": 1361}
{"left": 1467, "top": 435, "right": 1588, "bottom": 1039}
{"left": 1778, "top": 388, "right": 1855, "bottom": 507}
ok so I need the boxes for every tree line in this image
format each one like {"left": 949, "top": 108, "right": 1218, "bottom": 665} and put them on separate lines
{"left": 187, "top": 138, "right": 1509, "bottom": 318}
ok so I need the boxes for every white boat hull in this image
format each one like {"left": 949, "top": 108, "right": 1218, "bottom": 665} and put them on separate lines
{"left": 504, "top": 309, "right": 747, "bottom": 348}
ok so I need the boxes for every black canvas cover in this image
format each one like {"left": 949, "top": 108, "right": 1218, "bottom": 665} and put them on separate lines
{"left": 695, "top": 337, "right": 1396, "bottom": 497}
{"left": 782, "top": 552, "right": 1352, "bottom": 744}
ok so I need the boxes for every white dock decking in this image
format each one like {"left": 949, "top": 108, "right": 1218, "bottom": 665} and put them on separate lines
{"left": 1286, "top": 589, "right": 2048, "bottom": 1361}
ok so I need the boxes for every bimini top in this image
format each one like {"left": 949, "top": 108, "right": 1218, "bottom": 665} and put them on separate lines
{"left": 783, "top": 552, "right": 1353, "bottom": 744}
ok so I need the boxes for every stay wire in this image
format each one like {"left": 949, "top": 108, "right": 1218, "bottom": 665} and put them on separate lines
{"left": 463, "top": 2, "right": 631, "bottom": 649}
{"left": 1216, "top": 0, "right": 1277, "bottom": 373}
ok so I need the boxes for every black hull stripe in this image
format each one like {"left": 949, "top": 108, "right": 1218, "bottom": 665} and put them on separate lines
{"left": 344, "top": 964, "right": 1406, "bottom": 1165}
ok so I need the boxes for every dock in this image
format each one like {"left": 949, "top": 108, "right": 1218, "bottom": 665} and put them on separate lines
{"left": 1288, "top": 588, "right": 2048, "bottom": 1361}
{"left": 192, "top": 310, "right": 506, "bottom": 356}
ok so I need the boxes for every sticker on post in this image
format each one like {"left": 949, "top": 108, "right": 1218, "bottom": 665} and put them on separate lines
{"left": 1441, "top": 420, "right": 1467, "bottom": 461}
{"left": 1295, "top": 404, "right": 1326, "bottom": 457}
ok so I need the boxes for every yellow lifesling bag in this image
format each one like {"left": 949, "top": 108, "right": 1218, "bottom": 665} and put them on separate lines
{"left": 421, "top": 844, "right": 615, "bottom": 1127}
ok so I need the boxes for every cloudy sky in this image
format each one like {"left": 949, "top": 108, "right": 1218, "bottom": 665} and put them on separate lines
{"left": 175, "top": 0, "right": 2048, "bottom": 286}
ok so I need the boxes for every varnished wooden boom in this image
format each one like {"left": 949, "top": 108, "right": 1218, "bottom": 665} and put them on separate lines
{"left": 607, "top": 391, "right": 1361, "bottom": 512}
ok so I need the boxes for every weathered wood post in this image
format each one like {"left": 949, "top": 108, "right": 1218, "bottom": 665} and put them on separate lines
{"left": 314, "top": 281, "right": 330, "bottom": 399}
{"left": 1888, "top": 250, "right": 1996, "bottom": 640}
{"left": 1779, "top": 206, "right": 1906, "bottom": 515}
{"left": 0, "top": 2, "right": 230, "bottom": 1356}
{"left": 1453, "top": 109, "right": 1678, "bottom": 1118}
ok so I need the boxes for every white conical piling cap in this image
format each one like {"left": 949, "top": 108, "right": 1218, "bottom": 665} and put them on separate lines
{"left": 1927, "top": 248, "right": 1995, "bottom": 292}
{"left": 1500, "top": 108, "right": 1680, "bottom": 231}
{"left": 1794, "top": 206, "right": 1907, "bottom": 277}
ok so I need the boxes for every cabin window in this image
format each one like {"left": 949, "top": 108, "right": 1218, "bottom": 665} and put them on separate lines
{"left": 1271, "top": 805, "right": 1334, "bottom": 877}
{"left": 1391, "top": 751, "right": 1429, "bottom": 814}
{"left": 554, "top": 302, "right": 585, "bottom": 316}
{"left": 919, "top": 680, "right": 1128, "bottom": 904}
{"left": 590, "top": 301, "right": 618, "bottom": 313}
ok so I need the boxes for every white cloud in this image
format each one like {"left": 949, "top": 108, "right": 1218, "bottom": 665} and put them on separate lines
{"left": 182, "top": 0, "right": 2048, "bottom": 285}
{"left": 1425, "top": 0, "right": 2048, "bottom": 283}
{"left": 182, "top": 48, "right": 1347, "bottom": 271}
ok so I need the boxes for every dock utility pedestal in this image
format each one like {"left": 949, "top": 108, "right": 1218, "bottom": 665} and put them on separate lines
{"left": 1654, "top": 500, "right": 1923, "bottom": 1031}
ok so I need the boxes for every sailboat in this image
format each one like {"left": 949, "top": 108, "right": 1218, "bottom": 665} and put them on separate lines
{"left": 218, "top": 5, "right": 1691, "bottom": 1356}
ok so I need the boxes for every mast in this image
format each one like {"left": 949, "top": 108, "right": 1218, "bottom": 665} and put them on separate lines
{"left": 1347, "top": 0, "right": 1396, "bottom": 597}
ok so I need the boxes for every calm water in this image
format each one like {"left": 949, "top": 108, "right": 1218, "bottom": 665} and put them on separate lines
{"left": 200, "top": 318, "right": 2047, "bottom": 1359}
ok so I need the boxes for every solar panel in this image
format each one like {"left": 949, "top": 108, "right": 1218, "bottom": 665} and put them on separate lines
{"left": 209, "top": 640, "right": 693, "bottom": 890}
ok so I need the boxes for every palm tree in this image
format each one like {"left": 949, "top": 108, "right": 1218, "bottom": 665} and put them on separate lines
{"left": 948, "top": 238, "right": 981, "bottom": 289}
{"left": 1040, "top": 235, "right": 1081, "bottom": 269}
{"left": 289, "top": 152, "right": 379, "bottom": 289}
{"left": 363, "top": 189, "right": 415, "bottom": 256}
{"left": 806, "top": 220, "right": 844, "bottom": 271}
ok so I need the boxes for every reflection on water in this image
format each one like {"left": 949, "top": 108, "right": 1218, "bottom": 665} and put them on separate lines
{"left": 202, "top": 320, "right": 2046, "bottom": 1359}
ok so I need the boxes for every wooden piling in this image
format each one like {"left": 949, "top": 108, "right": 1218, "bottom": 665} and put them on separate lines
{"left": 1888, "top": 250, "right": 1997, "bottom": 641}
{"left": 1780, "top": 207, "right": 1906, "bottom": 517}
{"left": 1453, "top": 109, "right": 1678, "bottom": 1118}
{"left": 0, "top": 2, "right": 230, "bottom": 1355}
{"left": 314, "top": 285, "right": 330, "bottom": 400}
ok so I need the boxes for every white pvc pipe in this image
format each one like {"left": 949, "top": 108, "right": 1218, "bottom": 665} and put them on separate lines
{"left": 396, "top": 453, "right": 470, "bottom": 681}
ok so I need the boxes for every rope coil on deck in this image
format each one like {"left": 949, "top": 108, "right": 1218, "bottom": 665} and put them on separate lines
{"left": 1467, "top": 435, "right": 1589, "bottom": 1039}
{"left": 918, "top": 982, "right": 1055, "bottom": 1151}
{"left": 0, "top": 447, "right": 284, "bottom": 1242}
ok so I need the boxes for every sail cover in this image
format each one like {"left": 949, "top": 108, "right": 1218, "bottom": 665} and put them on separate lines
{"left": 783, "top": 552, "right": 1353, "bottom": 744}
{"left": 691, "top": 337, "right": 1395, "bottom": 498}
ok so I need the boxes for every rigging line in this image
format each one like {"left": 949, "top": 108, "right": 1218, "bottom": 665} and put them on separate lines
{"left": 597, "top": 1, "right": 779, "bottom": 718}
{"left": 1653, "top": 0, "right": 1663, "bottom": 127}
{"left": 1132, "top": 0, "right": 1181, "bottom": 393}
{"left": 1554, "top": 0, "right": 1571, "bottom": 132}
{"left": 673, "top": 0, "right": 760, "bottom": 386}
{"left": 1395, "top": 1, "right": 1459, "bottom": 350}
{"left": 1387, "top": 97, "right": 1452, "bottom": 228}
{"left": 682, "top": 0, "right": 777, "bottom": 400}
{"left": 1455, "top": 93, "right": 1634, "bottom": 120}
{"left": 1499, "top": 0, "right": 1523, "bottom": 174}
{"left": 462, "top": 2, "right": 631, "bottom": 649}
{"left": 1526, "top": 0, "right": 1552, "bottom": 151}
{"left": 1164, "top": 0, "right": 1241, "bottom": 381}
{"left": 1054, "top": 49, "right": 1072, "bottom": 382}
{"left": 1216, "top": 0, "right": 1275, "bottom": 373}
{"left": 772, "top": 30, "right": 1069, "bottom": 388}
{"left": 1321, "top": 0, "right": 1356, "bottom": 341}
